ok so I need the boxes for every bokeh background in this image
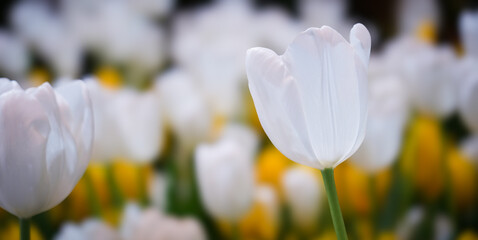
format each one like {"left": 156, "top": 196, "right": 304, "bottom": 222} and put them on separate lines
{"left": 1, "top": 0, "right": 478, "bottom": 239}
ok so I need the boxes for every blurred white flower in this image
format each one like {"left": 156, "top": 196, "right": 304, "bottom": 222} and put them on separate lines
{"left": 282, "top": 167, "right": 322, "bottom": 228}
{"left": 255, "top": 185, "right": 279, "bottom": 226}
{"left": 299, "top": 0, "right": 352, "bottom": 36}
{"left": 195, "top": 125, "right": 257, "bottom": 222}
{"left": 460, "top": 10, "right": 478, "bottom": 58}
{"left": 12, "top": 1, "right": 82, "bottom": 78}
{"left": 352, "top": 75, "right": 410, "bottom": 173}
{"left": 459, "top": 65, "right": 478, "bottom": 134}
{"left": 0, "top": 79, "right": 93, "bottom": 218}
{"left": 461, "top": 136, "right": 478, "bottom": 163}
{"left": 127, "top": 0, "right": 175, "bottom": 18}
{"left": 120, "top": 203, "right": 206, "bottom": 240}
{"left": 86, "top": 79, "right": 162, "bottom": 163}
{"left": 114, "top": 89, "right": 163, "bottom": 162}
{"left": 396, "top": 206, "right": 425, "bottom": 240}
{"left": 155, "top": 69, "right": 213, "bottom": 148}
{"left": 434, "top": 214, "right": 453, "bottom": 240}
{"left": 254, "top": 8, "right": 302, "bottom": 54}
{"left": 246, "top": 24, "right": 370, "bottom": 169}
{"left": 397, "top": 0, "right": 438, "bottom": 35}
{"left": 55, "top": 219, "right": 118, "bottom": 240}
{"left": 403, "top": 46, "right": 459, "bottom": 118}
{"left": 172, "top": 0, "right": 257, "bottom": 118}
{"left": 62, "top": 0, "right": 165, "bottom": 73}
{"left": 0, "top": 31, "right": 29, "bottom": 80}
{"left": 148, "top": 172, "right": 168, "bottom": 210}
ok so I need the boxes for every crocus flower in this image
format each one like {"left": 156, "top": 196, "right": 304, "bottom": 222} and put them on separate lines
{"left": 246, "top": 24, "right": 370, "bottom": 169}
{"left": 0, "top": 79, "right": 93, "bottom": 218}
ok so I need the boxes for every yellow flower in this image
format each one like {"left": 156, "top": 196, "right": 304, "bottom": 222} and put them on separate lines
{"left": 112, "top": 159, "right": 152, "bottom": 201}
{"left": 378, "top": 231, "right": 396, "bottom": 240}
{"left": 448, "top": 147, "right": 476, "bottom": 209}
{"left": 239, "top": 200, "right": 277, "bottom": 240}
{"left": 315, "top": 231, "right": 337, "bottom": 240}
{"left": 96, "top": 66, "right": 122, "bottom": 89}
{"left": 256, "top": 146, "right": 290, "bottom": 198}
{"left": 28, "top": 68, "right": 50, "bottom": 86}
{"left": 0, "top": 220, "right": 43, "bottom": 240}
{"left": 414, "top": 116, "right": 444, "bottom": 201}
{"left": 457, "top": 230, "right": 478, "bottom": 240}
{"left": 416, "top": 20, "right": 436, "bottom": 44}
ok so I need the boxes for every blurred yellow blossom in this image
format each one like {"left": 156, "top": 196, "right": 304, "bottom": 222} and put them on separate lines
{"left": 315, "top": 231, "right": 337, "bottom": 240}
{"left": 113, "top": 159, "right": 153, "bottom": 201}
{"left": 416, "top": 20, "right": 437, "bottom": 44}
{"left": 414, "top": 116, "right": 444, "bottom": 201}
{"left": 240, "top": 199, "right": 277, "bottom": 240}
{"left": 28, "top": 67, "right": 50, "bottom": 86}
{"left": 96, "top": 66, "right": 122, "bottom": 89}
{"left": 448, "top": 146, "right": 476, "bottom": 209}
{"left": 256, "top": 146, "right": 290, "bottom": 198}
{"left": 458, "top": 230, "right": 478, "bottom": 240}
{"left": 0, "top": 221, "right": 43, "bottom": 240}
{"left": 378, "top": 231, "right": 397, "bottom": 240}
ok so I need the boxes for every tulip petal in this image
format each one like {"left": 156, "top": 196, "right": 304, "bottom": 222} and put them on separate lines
{"left": 246, "top": 47, "right": 319, "bottom": 168}
{"left": 282, "top": 26, "right": 368, "bottom": 168}
{"left": 350, "top": 23, "right": 371, "bottom": 67}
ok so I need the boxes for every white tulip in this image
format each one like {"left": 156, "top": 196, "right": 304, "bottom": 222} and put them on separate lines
{"left": 403, "top": 46, "right": 459, "bottom": 118}
{"left": 459, "top": 68, "right": 478, "bottom": 134}
{"left": 55, "top": 219, "right": 118, "bottom": 240}
{"left": 121, "top": 203, "right": 206, "bottom": 240}
{"left": 195, "top": 125, "right": 257, "bottom": 222}
{"left": 282, "top": 167, "right": 322, "bottom": 228}
{"left": 155, "top": 69, "right": 213, "bottom": 148}
{"left": 84, "top": 80, "right": 123, "bottom": 161}
{"left": 397, "top": 0, "right": 438, "bottom": 35}
{"left": 246, "top": 24, "right": 370, "bottom": 169}
{"left": 0, "top": 31, "right": 29, "bottom": 80}
{"left": 114, "top": 89, "right": 162, "bottom": 162}
{"left": 396, "top": 206, "right": 425, "bottom": 240}
{"left": 460, "top": 10, "right": 478, "bottom": 58}
{"left": 172, "top": 1, "right": 257, "bottom": 118}
{"left": 0, "top": 79, "right": 93, "bottom": 218}
{"left": 255, "top": 185, "right": 279, "bottom": 225}
{"left": 461, "top": 136, "right": 478, "bottom": 163}
{"left": 351, "top": 75, "right": 410, "bottom": 173}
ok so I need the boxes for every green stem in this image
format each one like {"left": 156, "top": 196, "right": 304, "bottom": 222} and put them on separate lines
{"left": 321, "top": 168, "right": 348, "bottom": 240}
{"left": 19, "top": 218, "right": 30, "bottom": 240}
{"left": 106, "top": 163, "right": 125, "bottom": 208}
{"left": 231, "top": 223, "right": 240, "bottom": 240}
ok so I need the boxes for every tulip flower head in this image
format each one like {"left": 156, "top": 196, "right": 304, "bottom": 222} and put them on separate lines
{"left": 0, "top": 79, "right": 93, "bottom": 218}
{"left": 246, "top": 24, "right": 370, "bottom": 169}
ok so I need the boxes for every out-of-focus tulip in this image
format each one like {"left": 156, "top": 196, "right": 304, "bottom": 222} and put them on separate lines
{"left": 282, "top": 166, "right": 322, "bottom": 229}
{"left": 120, "top": 203, "right": 206, "bottom": 240}
{"left": 54, "top": 219, "right": 119, "bottom": 240}
{"left": 240, "top": 185, "right": 279, "bottom": 240}
{"left": 397, "top": 0, "right": 438, "bottom": 36}
{"left": 434, "top": 214, "right": 453, "bottom": 240}
{"left": 448, "top": 146, "right": 476, "bottom": 209}
{"left": 0, "top": 31, "right": 29, "bottom": 80}
{"left": 155, "top": 69, "right": 213, "bottom": 149}
{"left": 195, "top": 125, "right": 257, "bottom": 222}
{"left": 460, "top": 10, "right": 478, "bottom": 58}
{"left": 172, "top": 1, "right": 256, "bottom": 118}
{"left": 461, "top": 136, "right": 478, "bottom": 163}
{"left": 246, "top": 24, "right": 370, "bottom": 169}
{"left": 127, "top": 0, "right": 175, "bottom": 18}
{"left": 457, "top": 230, "right": 478, "bottom": 240}
{"left": 459, "top": 71, "right": 478, "bottom": 134}
{"left": 86, "top": 79, "right": 162, "bottom": 163}
{"left": 0, "top": 79, "right": 93, "bottom": 218}
{"left": 12, "top": 1, "right": 82, "bottom": 78}
{"left": 113, "top": 89, "right": 162, "bottom": 162}
{"left": 299, "top": 0, "right": 351, "bottom": 37}
{"left": 396, "top": 206, "right": 424, "bottom": 240}
{"left": 352, "top": 75, "right": 409, "bottom": 173}
{"left": 403, "top": 46, "right": 459, "bottom": 118}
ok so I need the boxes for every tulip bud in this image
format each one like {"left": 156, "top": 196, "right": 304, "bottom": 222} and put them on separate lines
{"left": 0, "top": 79, "right": 93, "bottom": 218}
{"left": 55, "top": 219, "right": 118, "bottom": 240}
